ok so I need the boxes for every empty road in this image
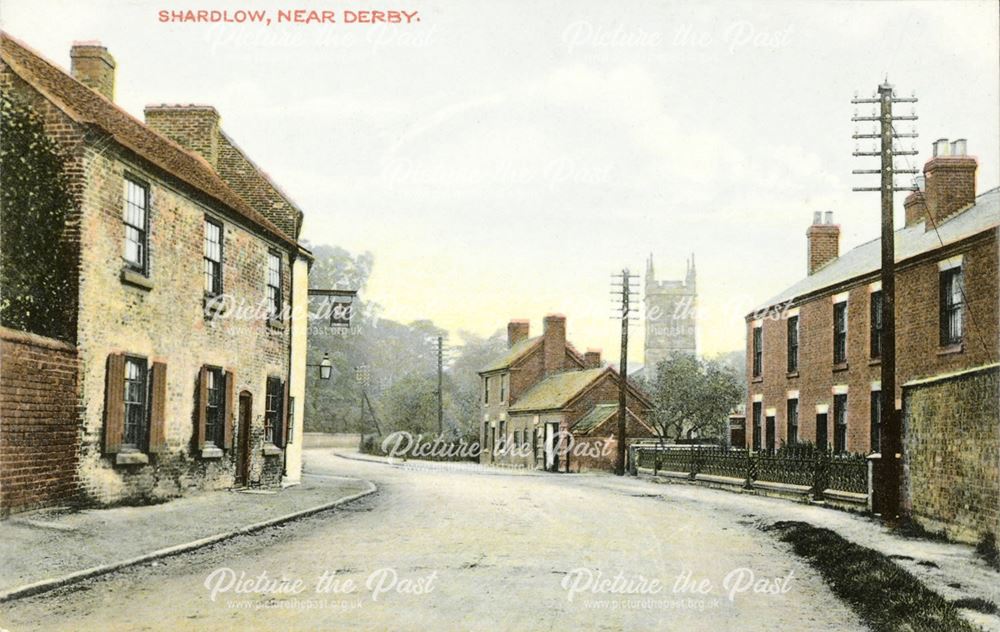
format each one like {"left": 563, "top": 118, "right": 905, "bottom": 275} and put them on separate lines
{"left": 0, "top": 449, "right": 864, "bottom": 631}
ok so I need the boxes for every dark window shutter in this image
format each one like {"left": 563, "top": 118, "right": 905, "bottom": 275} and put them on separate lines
{"left": 197, "top": 365, "right": 208, "bottom": 449}
{"left": 104, "top": 353, "right": 126, "bottom": 454}
{"left": 224, "top": 370, "right": 235, "bottom": 450}
{"left": 280, "top": 379, "right": 291, "bottom": 448}
{"left": 148, "top": 361, "right": 167, "bottom": 453}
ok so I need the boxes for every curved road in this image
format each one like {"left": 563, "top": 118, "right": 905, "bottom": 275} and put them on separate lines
{"left": 1, "top": 449, "right": 864, "bottom": 631}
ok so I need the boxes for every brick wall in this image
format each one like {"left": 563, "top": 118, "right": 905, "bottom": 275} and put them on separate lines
{"left": 0, "top": 327, "right": 80, "bottom": 515}
{"left": 747, "top": 229, "right": 998, "bottom": 454}
{"left": 72, "top": 139, "right": 291, "bottom": 505}
{"left": 903, "top": 364, "right": 999, "bottom": 544}
{"left": 4, "top": 62, "right": 293, "bottom": 506}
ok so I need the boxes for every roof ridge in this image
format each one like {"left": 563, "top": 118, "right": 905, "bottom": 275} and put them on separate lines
{"left": 0, "top": 31, "right": 297, "bottom": 248}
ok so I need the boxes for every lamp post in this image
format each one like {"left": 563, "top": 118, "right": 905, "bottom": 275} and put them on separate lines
{"left": 306, "top": 352, "right": 333, "bottom": 380}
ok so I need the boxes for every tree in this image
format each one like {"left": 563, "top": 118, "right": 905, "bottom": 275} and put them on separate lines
{"left": 447, "top": 329, "right": 506, "bottom": 439}
{"left": 0, "top": 91, "right": 76, "bottom": 341}
{"left": 648, "top": 354, "right": 742, "bottom": 443}
{"left": 378, "top": 372, "right": 439, "bottom": 435}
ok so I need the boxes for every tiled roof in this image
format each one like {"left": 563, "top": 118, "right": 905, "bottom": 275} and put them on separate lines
{"left": 571, "top": 403, "right": 618, "bottom": 433}
{"left": 752, "top": 187, "right": 1000, "bottom": 314}
{"left": 480, "top": 336, "right": 541, "bottom": 373}
{"left": 0, "top": 32, "right": 297, "bottom": 248}
{"left": 508, "top": 368, "right": 606, "bottom": 412}
{"left": 216, "top": 130, "right": 304, "bottom": 239}
{"left": 571, "top": 403, "right": 648, "bottom": 434}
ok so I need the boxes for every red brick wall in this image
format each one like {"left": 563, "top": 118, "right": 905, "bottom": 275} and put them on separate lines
{"left": 747, "top": 229, "right": 998, "bottom": 454}
{"left": 903, "top": 365, "right": 999, "bottom": 544}
{"left": 1, "top": 327, "right": 80, "bottom": 515}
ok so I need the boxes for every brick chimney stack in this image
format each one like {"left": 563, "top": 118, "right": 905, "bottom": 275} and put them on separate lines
{"left": 923, "top": 138, "right": 977, "bottom": 230}
{"left": 806, "top": 211, "right": 840, "bottom": 275}
{"left": 904, "top": 179, "right": 928, "bottom": 228}
{"left": 542, "top": 314, "right": 566, "bottom": 375}
{"left": 584, "top": 349, "right": 602, "bottom": 369}
{"left": 70, "top": 42, "right": 115, "bottom": 101}
{"left": 144, "top": 105, "right": 222, "bottom": 168}
{"left": 507, "top": 320, "right": 529, "bottom": 348}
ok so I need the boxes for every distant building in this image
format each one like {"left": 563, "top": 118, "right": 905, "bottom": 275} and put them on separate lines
{"left": 643, "top": 254, "right": 697, "bottom": 378}
{"left": 478, "top": 315, "right": 654, "bottom": 472}
{"left": 744, "top": 139, "right": 997, "bottom": 455}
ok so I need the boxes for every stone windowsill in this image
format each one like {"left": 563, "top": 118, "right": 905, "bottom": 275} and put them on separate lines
{"left": 869, "top": 357, "right": 882, "bottom": 366}
{"left": 201, "top": 446, "right": 224, "bottom": 459}
{"left": 262, "top": 444, "right": 283, "bottom": 456}
{"left": 832, "top": 362, "right": 849, "bottom": 373}
{"left": 786, "top": 371, "right": 799, "bottom": 379}
{"left": 120, "top": 268, "right": 153, "bottom": 291}
{"left": 267, "top": 317, "right": 286, "bottom": 331}
{"left": 751, "top": 376, "right": 763, "bottom": 384}
{"left": 937, "top": 343, "right": 964, "bottom": 356}
{"left": 115, "top": 451, "right": 149, "bottom": 466}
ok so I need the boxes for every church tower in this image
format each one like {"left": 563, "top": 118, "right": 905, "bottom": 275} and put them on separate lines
{"left": 643, "top": 253, "right": 697, "bottom": 378}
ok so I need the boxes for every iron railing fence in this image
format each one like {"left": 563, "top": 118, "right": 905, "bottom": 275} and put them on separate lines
{"left": 632, "top": 444, "right": 868, "bottom": 499}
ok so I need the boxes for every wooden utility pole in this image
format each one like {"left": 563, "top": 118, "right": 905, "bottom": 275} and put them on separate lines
{"left": 611, "top": 269, "right": 639, "bottom": 476}
{"left": 852, "top": 80, "right": 918, "bottom": 523}
{"left": 437, "top": 335, "right": 444, "bottom": 435}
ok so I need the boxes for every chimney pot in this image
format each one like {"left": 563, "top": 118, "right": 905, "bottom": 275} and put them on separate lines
{"left": 70, "top": 42, "right": 116, "bottom": 101}
{"left": 806, "top": 215, "right": 840, "bottom": 275}
{"left": 923, "top": 139, "right": 977, "bottom": 228}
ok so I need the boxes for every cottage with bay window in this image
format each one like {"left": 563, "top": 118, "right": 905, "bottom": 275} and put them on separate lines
{"left": 744, "top": 139, "right": 998, "bottom": 455}
{"left": 0, "top": 33, "right": 313, "bottom": 512}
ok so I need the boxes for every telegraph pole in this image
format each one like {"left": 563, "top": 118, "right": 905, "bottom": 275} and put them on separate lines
{"left": 851, "top": 80, "right": 918, "bottom": 523}
{"left": 611, "top": 269, "right": 640, "bottom": 476}
{"left": 437, "top": 335, "right": 444, "bottom": 435}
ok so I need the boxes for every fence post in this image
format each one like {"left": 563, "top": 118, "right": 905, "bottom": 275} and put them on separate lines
{"left": 812, "top": 449, "right": 828, "bottom": 500}
{"left": 688, "top": 446, "right": 698, "bottom": 480}
{"left": 743, "top": 448, "right": 753, "bottom": 489}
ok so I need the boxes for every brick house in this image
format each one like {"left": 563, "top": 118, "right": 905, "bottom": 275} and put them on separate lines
{"left": 0, "top": 33, "right": 312, "bottom": 512}
{"left": 479, "top": 315, "right": 654, "bottom": 472}
{"left": 744, "top": 139, "right": 998, "bottom": 456}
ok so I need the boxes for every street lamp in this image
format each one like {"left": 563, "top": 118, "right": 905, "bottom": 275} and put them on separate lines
{"left": 319, "top": 353, "right": 332, "bottom": 380}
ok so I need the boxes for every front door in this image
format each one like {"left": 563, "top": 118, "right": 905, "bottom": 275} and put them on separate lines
{"left": 816, "top": 413, "right": 829, "bottom": 450}
{"left": 236, "top": 391, "right": 252, "bottom": 486}
{"left": 765, "top": 416, "right": 776, "bottom": 453}
{"left": 544, "top": 422, "right": 559, "bottom": 472}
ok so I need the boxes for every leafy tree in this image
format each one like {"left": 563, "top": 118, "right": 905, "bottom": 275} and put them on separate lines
{"left": 0, "top": 91, "right": 76, "bottom": 340}
{"left": 648, "top": 354, "right": 742, "bottom": 443}
{"left": 447, "top": 329, "right": 506, "bottom": 438}
{"left": 378, "top": 372, "right": 439, "bottom": 435}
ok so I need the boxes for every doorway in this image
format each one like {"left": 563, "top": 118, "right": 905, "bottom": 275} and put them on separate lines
{"left": 765, "top": 415, "right": 776, "bottom": 453}
{"left": 816, "top": 413, "right": 829, "bottom": 450}
{"left": 544, "top": 422, "right": 560, "bottom": 472}
{"left": 236, "top": 391, "right": 252, "bottom": 487}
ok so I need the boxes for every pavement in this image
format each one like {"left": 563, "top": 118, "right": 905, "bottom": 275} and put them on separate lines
{"left": 0, "top": 447, "right": 997, "bottom": 631}
{"left": 0, "top": 472, "right": 374, "bottom": 601}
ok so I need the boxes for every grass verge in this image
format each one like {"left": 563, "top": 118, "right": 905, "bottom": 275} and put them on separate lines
{"left": 765, "top": 521, "right": 979, "bottom": 632}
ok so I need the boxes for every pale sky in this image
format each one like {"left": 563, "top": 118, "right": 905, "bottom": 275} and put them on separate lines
{"left": 3, "top": 0, "right": 997, "bottom": 364}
